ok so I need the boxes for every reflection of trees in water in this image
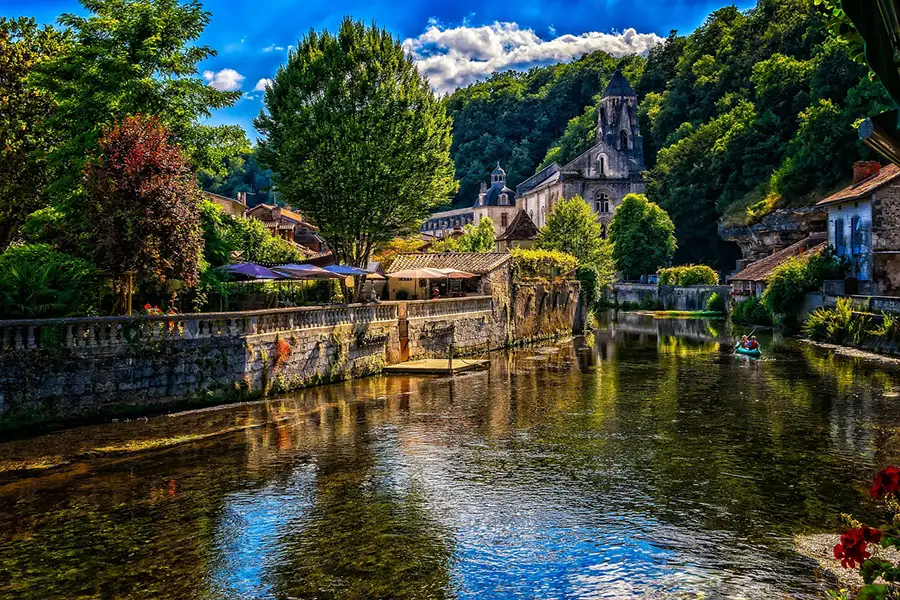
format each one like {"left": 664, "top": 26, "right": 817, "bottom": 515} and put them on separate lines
{"left": 269, "top": 399, "right": 455, "bottom": 599}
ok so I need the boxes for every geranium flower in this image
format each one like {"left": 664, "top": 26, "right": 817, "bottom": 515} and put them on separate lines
{"left": 143, "top": 303, "right": 151, "bottom": 310}
{"left": 870, "top": 465, "right": 900, "bottom": 498}
{"left": 834, "top": 527, "right": 881, "bottom": 568}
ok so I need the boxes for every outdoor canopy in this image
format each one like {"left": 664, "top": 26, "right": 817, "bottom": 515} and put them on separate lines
{"left": 221, "top": 263, "right": 282, "bottom": 280}
{"left": 323, "top": 265, "right": 386, "bottom": 280}
{"left": 272, "top": 264, "right": 344, "bottom": 280}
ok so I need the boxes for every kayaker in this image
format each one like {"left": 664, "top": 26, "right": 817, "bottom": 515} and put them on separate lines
{"left": 738, "top": 335, "right": 748, "bottom": 349}
{"left": 747, "top": 336, "right": 759, "bottom": 351}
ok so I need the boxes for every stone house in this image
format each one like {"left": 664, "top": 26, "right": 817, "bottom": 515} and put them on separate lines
{"left": 421, "top": 165, "right": 520, "bottom": 240}
{"left": 204, "top": 191, "right": 247, "bottom": 217}
{"left": 495, "top": 210, "right": 538, "bottom": 252}
{"left": 729, "top": 233, "right": 827, "bottom": 298}
{"left": 246, "top": 204, "right": 326, "bottom": 254}
{"left": 516, "top": 68, "right": 646, "bottom": 236}
{"left": 817, "top": 161, "right": 900, "bottom": 295}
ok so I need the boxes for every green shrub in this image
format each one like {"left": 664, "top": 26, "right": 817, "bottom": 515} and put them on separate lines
{"left": 658, "top": 264, "right": 718, "bottom": 286}
{"left": 640, "top": 294, "right": 657, "bottom": 310}
{"left": 577, "top": 264, "right": 606, "bottom": 307}
{"left": 0, "top": 244, "right": 101, "bottom": 318}
{"left": 706, "top": 292, "right": 726, "bottom": 313}
{"left": 732, "top": 296, "right": 772, "bottom": 325}
{"left": 803, "top": 298, "right": 895, "bottom": 346}
{"left": 395, "top": 290, "right": 409, "bottom": 301}
{"left": 20, "top": 206, "right": 69, "bottom": 245}
{"left": 762, "top": 249, "right": 846, "bottom": 320}
{"left": 200, "top": 200, "right": 306, "bottom": 267}
{"left": 510, "top": 247, "right": 578, "bottom": 280}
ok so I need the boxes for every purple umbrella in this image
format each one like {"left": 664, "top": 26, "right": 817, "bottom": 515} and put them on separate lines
{"left": 272, "top": 264, "right": 344, "bottom": 280}
{"left": 222, "top": 263, "right": 282, "bottom": 280}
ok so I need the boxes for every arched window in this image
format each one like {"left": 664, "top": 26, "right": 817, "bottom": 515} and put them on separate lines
{"left": 598, "top": 155, "right": 606, "bottom": 176}
{"left": 596, "top": 193, "right": 610, "bottom": 213}
{"left": 620, "top": 130, "right": 628, "bottom": 150}
{"left": 500, "top": 193, "right": 508, "bottom": 205}
{"left": 600, "top": 223, "right": 608, "bottom": 239}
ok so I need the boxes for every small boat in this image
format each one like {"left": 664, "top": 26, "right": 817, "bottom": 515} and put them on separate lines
{"left": 735, "top": 346, "right": 762, "bottom": 358}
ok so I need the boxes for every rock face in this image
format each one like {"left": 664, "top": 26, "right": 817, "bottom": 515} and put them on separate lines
{"left": 719, "top": 207, "right": 827, "bottom": 271}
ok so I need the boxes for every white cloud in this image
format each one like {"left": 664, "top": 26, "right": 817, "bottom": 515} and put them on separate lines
{"left": 203, "top": 68, "right": 245, "bottom": 91}
{"left": 402, "top": 21, "right": 663, "bottom": 94}
{"left": 262, "top": 44, "right": 285, "bottom": 53}
{"left": 254, "top": 78, "right": 273, "bottom": 92}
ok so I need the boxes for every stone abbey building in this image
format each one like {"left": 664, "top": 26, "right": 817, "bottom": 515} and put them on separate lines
{"left": 422, "top": 68, "right": 646, "bottom": 241}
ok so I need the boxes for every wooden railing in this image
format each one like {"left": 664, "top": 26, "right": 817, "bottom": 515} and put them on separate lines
{"left": 0, "top": 304, "right": 398, "bottom": 351}
{"left": 402, "top": 296, "right": 492, "bottom": 319}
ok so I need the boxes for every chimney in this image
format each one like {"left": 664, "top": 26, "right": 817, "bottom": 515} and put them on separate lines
{"left": 853, "top": 161, "right": 881, "bottom": 184}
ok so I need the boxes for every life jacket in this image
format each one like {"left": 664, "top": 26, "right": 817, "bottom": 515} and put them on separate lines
{"left": 748, "top": 340, "right": 759, "bottom": 350}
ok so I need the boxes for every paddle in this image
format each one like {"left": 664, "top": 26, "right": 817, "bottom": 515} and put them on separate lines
{"left": 732, "top": 326, "right": 758, "bottom": 354}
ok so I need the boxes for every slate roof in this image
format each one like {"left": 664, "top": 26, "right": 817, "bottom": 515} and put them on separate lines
{"left": 602, "top": 68, "right": 636, "bottom": 98}
{"left": 817, "top": 163, "right": 900, "bottom": 206}
{"left": 516, "top": 163, "right": 560, "bottom": 196}
{"left": 477, "top": 183, "right": 516, "bottom": 207}
{"left": 730, "top": 234, "right": 827, "bottom": 282}
{"left": 387, "top": 252, "right": 511, "bottom": 274}
{"left": 497, "top": 210, "right": 539, "bottom": 241}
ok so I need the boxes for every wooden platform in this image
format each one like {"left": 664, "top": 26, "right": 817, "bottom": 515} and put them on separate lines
{"left": 383, "top": 358, "right": 489, "bottom": 375}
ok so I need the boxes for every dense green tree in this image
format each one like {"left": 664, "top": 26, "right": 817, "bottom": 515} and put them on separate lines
{"left": 255, "top": 18, "right": 457, "bottom": 284}
{"left": 199, "top": 200, "right": 305, "bottom": 267}
{"left": 33, "top": 0, "right": 245, "bottom": 199}
{"left": 608, "top": 193, "right": 676, "bottom": 280}
{"left": 536, "top": 196, "right": 615, "bottom": 297}
{"left": 82, "top": 116, "right": 203, "bottom": 309}
{"left": 430, "top": 217, "right": 496, "bottom": 253}
{"left": 0, "top": 18, "right": 68, "bottom": 248}
{"left": 198, "top": 147, "right": 276, "bottom": 205}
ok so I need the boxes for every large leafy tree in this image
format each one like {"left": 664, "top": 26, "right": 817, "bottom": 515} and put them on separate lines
{"left": 256, "top": 17, "right": 457, "bottom": 276}
{"left": 0, "top": 18, "right": 68, "bottom": 248}
{"left": 608, "top": 193, "right": 676, "bottom": 280}
{"left": 82, "top": 116, "right": 203, "bottom": 305}
{"left": 34, "top": 0, "right": 246, "bottom": 198}
{"left": 536, "top": 196, "right": 616, "bottom": 297}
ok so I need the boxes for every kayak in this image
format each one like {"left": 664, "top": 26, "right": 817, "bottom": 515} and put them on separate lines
{"left": 735, "top": 346, "right": 762, "bottom": 358}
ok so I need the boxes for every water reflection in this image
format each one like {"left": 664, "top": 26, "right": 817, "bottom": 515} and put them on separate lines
{"left": 2, "top": 316, "right": 900, "bottom": 597}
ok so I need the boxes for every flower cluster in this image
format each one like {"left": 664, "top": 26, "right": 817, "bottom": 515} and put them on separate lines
{"left": 834, "top": 526, "right": 882, "bottom": 569}
{"left": 143, "top": 303, "right": 163, "bottom": 316}
{"left": 870, "top": 465, "right": 900, "bottom": 499}
{"left": 275, "top": 337, "right": 292, "bottom": 367}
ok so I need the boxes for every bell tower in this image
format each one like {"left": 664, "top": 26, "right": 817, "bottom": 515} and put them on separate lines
{"left": 597, "top": 68, "right": 644, "bottom": 170}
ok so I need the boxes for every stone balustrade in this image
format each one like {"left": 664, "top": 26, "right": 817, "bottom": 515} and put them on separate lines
{"left": 402, "top": 296, "right": 492, "bottom": 319}
{"left": 0, "top": 303, "right": 399, "bottom": 351}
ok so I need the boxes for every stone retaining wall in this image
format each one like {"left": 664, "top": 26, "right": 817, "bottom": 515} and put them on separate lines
{"left": 612, "top": 283, "right": 731, "bottom": 312}
{"left": 0, "top": 286, "right": 580, "bottom": 429}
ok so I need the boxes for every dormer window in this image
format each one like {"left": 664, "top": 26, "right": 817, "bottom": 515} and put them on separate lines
{"left": 500, "top": 194, "right": 508, "bottom": 205}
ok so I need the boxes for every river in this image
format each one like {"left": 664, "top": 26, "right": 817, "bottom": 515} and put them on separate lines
{"left": 1, "top": 313, "right": 900, "bottom": 599}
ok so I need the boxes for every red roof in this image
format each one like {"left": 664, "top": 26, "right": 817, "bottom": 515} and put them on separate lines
{"left": 730, "top": 234, "right": 827, "bottom": 282}
{"left": 817, "top": 163, "right": 900, "bottom": 206}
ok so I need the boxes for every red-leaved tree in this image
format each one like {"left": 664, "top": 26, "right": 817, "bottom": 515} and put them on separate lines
{"left": 82, "top": 115, "right": 202, "bottom": 308}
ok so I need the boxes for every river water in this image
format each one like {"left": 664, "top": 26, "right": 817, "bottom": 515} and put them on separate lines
{"left": 2, "top": 313, "right": 900, "bottom": 599}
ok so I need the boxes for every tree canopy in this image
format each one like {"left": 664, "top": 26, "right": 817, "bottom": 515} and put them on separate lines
{"left": 81, "top": 116, "right": 203, "bottom": 293}
{"left": 608, "top": 193, "right": 676, "bottom": 279}
{"left": 256, "top": 17, "right": 457, "bottom": 273}
{"left": 430, "top": 217, "right": 496, "bottom": 253}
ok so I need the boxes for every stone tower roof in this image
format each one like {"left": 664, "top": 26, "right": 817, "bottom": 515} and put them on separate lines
{"left": 601, "top": 68, "right": 636, "bottom": 98}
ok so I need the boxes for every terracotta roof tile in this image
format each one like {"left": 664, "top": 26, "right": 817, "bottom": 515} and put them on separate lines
{"left": 818, "top": 163, "right": 900, "bottom": 206}
{"left": 730, "top": 234, "right": 827, "bottom": 282}
{"left": 387, "top": 252, "right": 511, "bottom": 274}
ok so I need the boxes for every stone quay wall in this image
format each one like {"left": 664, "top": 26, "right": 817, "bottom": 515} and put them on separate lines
{"left": 612, "top": 283, "right": 731, "bottom": 312}
{"left": 0, "top": 285, "right": 580, "bottom": 429}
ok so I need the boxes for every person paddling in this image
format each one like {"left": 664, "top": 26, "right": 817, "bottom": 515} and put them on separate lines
{"left": 747, "top": 336, "right": 759, "bottom": 351}
{"left": 737, "top": 335, "right": 748, "bottom": 350}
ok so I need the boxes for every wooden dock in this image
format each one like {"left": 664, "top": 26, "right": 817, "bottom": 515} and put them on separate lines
{"left": 383, "top": 358, "right": 489, "bottom": 375}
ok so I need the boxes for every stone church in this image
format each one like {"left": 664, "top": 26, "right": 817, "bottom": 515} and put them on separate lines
{"left": 421, "top": 164, "right": 520, "bottom": 239}
{"left": 516, "top": 68, "right": 646, "bottom": 237}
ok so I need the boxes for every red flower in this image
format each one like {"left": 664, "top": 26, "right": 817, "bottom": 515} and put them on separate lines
{"left": 870, "top": 465, "right": 900, "bottom": 498}
{"left": 834, "top": 527, "right": 882, "bottom": 568}
{"left": 143, "top": 303, "right": 151, "bottom": 310}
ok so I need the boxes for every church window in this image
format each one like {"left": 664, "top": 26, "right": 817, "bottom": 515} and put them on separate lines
{"left": 501, "top": 212, "right": 508, "bottom": 228}
{"left": 620, "top": 130, "right": 628, "bottom": 150}
{"left": 596, "top": 193, "right": 610, "bottom": 213}
{"left": 529, "top": 210, "right": 534, "bottom": 220}
{"left": 598, "top": 155, "right": 605, "bottom": 176}
{"left": 600, "top": 224, "right": 608, "bottom": 239}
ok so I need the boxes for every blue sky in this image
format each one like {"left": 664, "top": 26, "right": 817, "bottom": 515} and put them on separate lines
{"left": 8, "top": 0, "right": 756, "bottom": 139}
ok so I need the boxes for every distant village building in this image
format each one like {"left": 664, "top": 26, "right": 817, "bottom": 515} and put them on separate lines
{"left": 516, "top": 68, "right": 646, "bottom": 236}
{"left": 495, "top": 210, "right": 539, "bottom": 252}
{"left": 246, "top": 204, "right": 326, "bottom": 253}
{"left": 817, "top": 161, "right": 900, "bottom": 295}
{"left": 730, "top": 233, "right": 827, "bottom": 298}
{"left": 421, "top": 165, "right": 520, "bottom": 239}
{"left": 204, "top": 191, "right": 247, "bottom": 218}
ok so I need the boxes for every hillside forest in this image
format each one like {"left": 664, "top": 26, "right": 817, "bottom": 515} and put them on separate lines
{"left": 443, "top": 0, "right": 893, "bottom": 266}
